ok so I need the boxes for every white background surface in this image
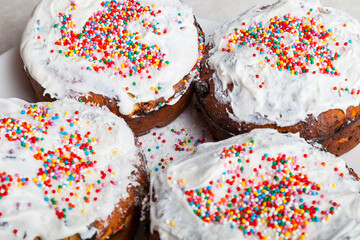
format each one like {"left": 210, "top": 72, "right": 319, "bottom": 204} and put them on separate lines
{"left": 1, "top": 0, "right": 360, "bottom": 54}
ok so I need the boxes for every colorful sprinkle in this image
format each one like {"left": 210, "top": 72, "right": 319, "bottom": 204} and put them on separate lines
{"left": 184, "top": 141, "right": 339, "bottom": 239}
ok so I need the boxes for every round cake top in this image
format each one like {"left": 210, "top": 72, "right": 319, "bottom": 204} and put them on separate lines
{"left": 21, "top": 0, "right": 201, "bottom": 115}
{"left": 207, "top": 0, "right": 360, "bottom": 126}
{"left": 151, "top": 129, "right": 360, "bottom": 240}
{"left": 0, "top": 98, "right": 141, "bottom": 240}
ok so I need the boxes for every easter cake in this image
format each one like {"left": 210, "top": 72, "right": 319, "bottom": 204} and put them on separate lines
{"left": 150, "top": 129, "right": 360, "bottom": 240}
{"left": 0, "top": 98, "right": 147, "bottom": 240}
{"left": 196, "top": 0, "right": 360, "bottom": 156}
{"left": 21, "top": 0, "right": 205, "bottom": 136}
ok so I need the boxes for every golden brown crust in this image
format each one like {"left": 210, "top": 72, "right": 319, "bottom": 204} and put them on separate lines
{"left": 196, "top": 45, "right": 360, "bottom": 156}
{"left": 348, "top": 166, "right": 360, "bottom": 181}
{"left": 27, "top": 74, "right": 193, "bottom": 137}
{"left": 149, "top": 232, "right": 161, "bottom": 240}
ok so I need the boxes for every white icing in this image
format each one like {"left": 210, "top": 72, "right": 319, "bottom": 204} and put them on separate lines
{"left": 207, "top": 0, "right": 360, "bottom": 126}
{"left": 138, "top": 99, "right": 213, "bottom": 174}
{"left": 150, "top": 129, "right": 360, "bottom": 240}
{"left": 0, "top": 98, "right": 141, "bottom": 240}
{"left": 20, "top": 0, "right": 199, "bottom": 115}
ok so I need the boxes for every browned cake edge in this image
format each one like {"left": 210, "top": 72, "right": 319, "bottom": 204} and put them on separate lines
{"left": 196, "top": 45, "right": 360, "bottom": 156}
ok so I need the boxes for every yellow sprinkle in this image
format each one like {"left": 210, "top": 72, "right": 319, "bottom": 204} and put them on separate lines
{"left": 81, "top": 210, "right": 85, "bottom": 213}
{"left": 114, "top": 151, "right": 118, "bottom": 155}
{"left": 170, "top": 221, "right": 176, "bottom": 226}
{"left": 181, "top": 179, "right": 185, "bottom": 183}
{"left": 332, "top": 184, "right": 336, "bottom": 188}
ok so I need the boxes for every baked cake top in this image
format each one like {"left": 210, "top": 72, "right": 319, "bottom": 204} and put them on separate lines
{"left": 0, "top": 98, "right": 141, "bottom": 239}
{"left": 21, "top": 0, "right": 203, "bottom": 115}
{"left": 207, "top": 0, "right": 360, "bottom": 126}
{"left": 151, "top": 129, "right": 360, "bottom": 240}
